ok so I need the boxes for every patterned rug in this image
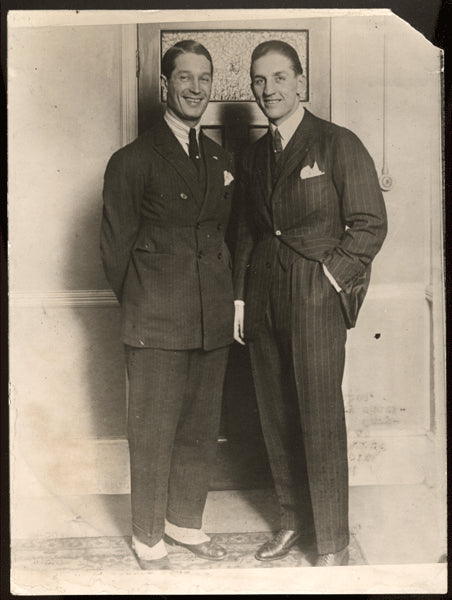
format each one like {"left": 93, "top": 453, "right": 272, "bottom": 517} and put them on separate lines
{"left": 12, "top": 532, "right": 367, "bottom": 570}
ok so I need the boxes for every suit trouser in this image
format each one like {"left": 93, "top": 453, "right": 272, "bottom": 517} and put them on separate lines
{"left": 125, "top": 344, "right": 229, "bottom": 548}
{"left": 248, "top": 256, "right": 349, "bottom": 554}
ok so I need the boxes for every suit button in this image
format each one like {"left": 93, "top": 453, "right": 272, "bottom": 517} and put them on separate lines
{"left": 265, "top": 262, "right": 271, "bottom": 268}
{"left": 180, "top": 192, "right": 188, "bottom": 199}
{"left": 195, "top": 222, "right": 201, "bottom": 229}
{"left": 217, "top": 223, "right": 222, "bottom": 230}
{"left": 275, "top": 230, "right": 282, "bottom": 236}
{"left": 197, "top": 252, "right": 203, "bottom": 259}
{"left": 218, "top": 252, "right": 222, "bottom": 259}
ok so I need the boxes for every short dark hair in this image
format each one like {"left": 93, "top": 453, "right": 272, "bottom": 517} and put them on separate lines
{"left": 161, "top": 40, "right": 213, "bottom": 79}
{"left": 250, "top": 40, "right": 303, "bottom": 77}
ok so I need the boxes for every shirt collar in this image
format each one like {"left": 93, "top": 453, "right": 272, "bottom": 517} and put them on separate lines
{"left": 269, "top": 103, "right": 305, "bottom": 148}
{"left": 164, "top": 109, "right": 201, "bottom": 141}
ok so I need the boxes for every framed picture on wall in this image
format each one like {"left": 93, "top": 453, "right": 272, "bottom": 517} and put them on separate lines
{"left": 138, "top": 19, "right": 331, "bottom": 143}
{"left": 160, "top": 30, "right": 309, "bottom": 102}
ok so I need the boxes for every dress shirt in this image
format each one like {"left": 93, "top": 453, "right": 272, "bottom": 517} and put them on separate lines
{"left": 164, "top": 109, "right": 201, "bottom": 156}
{"left": 269, "top": 101, "right": 305, "bottom": 149}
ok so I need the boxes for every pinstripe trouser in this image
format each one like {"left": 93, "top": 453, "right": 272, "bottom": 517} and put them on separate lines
{"left": 249, "top": 255, "right": 349, "bottom": 554}
{"left": 125, "top": 345, "right": 229, "bottom": 548}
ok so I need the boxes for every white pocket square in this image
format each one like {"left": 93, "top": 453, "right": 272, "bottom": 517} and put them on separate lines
{"left": 224, "top": 170, "right": 234, "bottom": 186}
{"left": 300, "top": 161, "right": 325, "bottom": 179}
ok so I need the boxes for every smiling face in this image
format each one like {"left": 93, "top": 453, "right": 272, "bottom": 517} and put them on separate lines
{"left": 251, "top": 52, "right": 304, "bottom": 126}
{"left": 161, "top": 52, "right": 212, "bottom": 127}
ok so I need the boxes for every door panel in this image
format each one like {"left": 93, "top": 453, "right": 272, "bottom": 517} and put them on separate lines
{"left": 137, "top": 19, "right": 331, "bottom": 490}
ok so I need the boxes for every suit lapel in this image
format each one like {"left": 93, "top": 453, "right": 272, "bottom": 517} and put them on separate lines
{"left": 152, "top": 120, "right": 203, "bottom": 201}
{"left": 197, "top": 132, "right": 225, "bottom": 219}
{"left": 271, "top": 109, "right": 319, "bottom": 200}
{"left": 254, "top": 132, "right": 274, "bottom": 213}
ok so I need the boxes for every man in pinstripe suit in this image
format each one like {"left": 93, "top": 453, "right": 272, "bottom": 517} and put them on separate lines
{"left": 101, "top": 41, "right": 235, "bottom": 569}
{"left": 233, "top": 41, "right": 387, "bottom": 566}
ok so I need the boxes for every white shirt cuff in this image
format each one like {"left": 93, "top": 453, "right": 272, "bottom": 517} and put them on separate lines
{"left": 322, "top": 264, "right": 342, "bottom": 292}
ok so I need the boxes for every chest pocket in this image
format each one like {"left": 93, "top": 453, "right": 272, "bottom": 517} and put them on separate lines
{"left": 296, "top": 171, "right": 334, "bottom": 198}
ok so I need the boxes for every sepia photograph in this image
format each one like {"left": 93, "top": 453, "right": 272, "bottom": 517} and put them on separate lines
{"left": 7, "top": 7, "right": 447, "bottom": 595}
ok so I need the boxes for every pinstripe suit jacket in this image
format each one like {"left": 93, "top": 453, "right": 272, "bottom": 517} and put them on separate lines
{"left": 233, "top": 109, "right": 387, "bottom": 337}
{"left": 101, "top": 119, "right": 235, "bottom": 351}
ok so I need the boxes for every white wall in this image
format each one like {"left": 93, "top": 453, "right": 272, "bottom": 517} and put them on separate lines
{"left": 9, "top": 25, "right": 123, "bottom": 290}
{"left": 331, "top": 15, "right": 442, "bottom": 487}
{"left": 9, "top": 24, "right": 127, "bottom": 501}
{"left": 9, "top": 15, "right": 444, "bottom": 509}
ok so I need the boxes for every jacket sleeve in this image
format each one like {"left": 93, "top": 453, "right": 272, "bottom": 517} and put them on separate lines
{"left": 232, "top": 149, "right": 256, "bottom": 301}
{"left": 322, "top": 129, "right": 388, "bottom": 292}
{"left": 100, "top": 145, "right": 144, "bottom": 301}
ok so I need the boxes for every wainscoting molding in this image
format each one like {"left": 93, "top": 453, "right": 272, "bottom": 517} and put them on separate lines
{"left": 9, "top": 283, "right": 429, "bottom": 308}
{"left": 10, "top": 281, "right": 437, "bottom": 497}
{"left": 9, "top": 289, "right": 118, "bottom": 308}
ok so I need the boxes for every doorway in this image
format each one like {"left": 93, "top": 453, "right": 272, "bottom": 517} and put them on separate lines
{"left": 136, "top": 20, "right": 331, "bottom": 490}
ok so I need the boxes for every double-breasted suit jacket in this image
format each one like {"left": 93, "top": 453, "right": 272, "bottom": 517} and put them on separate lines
{"left": 101, "top": 119, "right": 235, "bottom": 351}
{"left": 234, "top": 109, "right": 388, "bottom": 336}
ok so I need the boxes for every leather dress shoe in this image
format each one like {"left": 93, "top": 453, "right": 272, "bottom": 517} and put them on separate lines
{"left": 315, "top": 546, "right": 349, "bottom": 567}
{"left": 255, "top": 530, "right": 301, "bottom": 561}
{"left": 164, "top": 534, "right": 227, "bottom": 561}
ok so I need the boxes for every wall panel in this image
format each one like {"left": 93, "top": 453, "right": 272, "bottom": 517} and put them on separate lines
{"left": 9, "top": 25, "right": 122, "bottom": 291}
{"left": 9, "top": 15, "right": 443, "bottom": 503}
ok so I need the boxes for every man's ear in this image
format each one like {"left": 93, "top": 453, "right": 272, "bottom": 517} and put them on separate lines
{"left": 160, "top": 74, "right": 168, "bottom": 93}
{"left": 296, "top": 73, "right": 304, "bottom": 97}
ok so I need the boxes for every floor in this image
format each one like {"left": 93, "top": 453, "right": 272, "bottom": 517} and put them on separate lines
{"left": 10, "top": 484, "right": 447, "bottom": 594}
{"left": 12, "top": 484, "right": 446, "bottom": 567}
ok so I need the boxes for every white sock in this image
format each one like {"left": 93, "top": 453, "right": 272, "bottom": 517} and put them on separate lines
{"left": 132, "top": 536, "right": 168, "bottom": 560}
{"left": 165, "top": 519, "right": 210, "bottom": 545}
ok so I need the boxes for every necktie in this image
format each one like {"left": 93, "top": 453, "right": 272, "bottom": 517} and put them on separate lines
{"left": 273, "top": 128, "right": 283, "bottom": 162}
{"left": 189, "top": 128, "right": 200, "bottom": 174}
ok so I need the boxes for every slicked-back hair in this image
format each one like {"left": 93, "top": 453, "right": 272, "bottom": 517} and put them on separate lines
{"left": 161, "top": 40, "right": 213, "bottom": 79}
{"left": 250, "top": 40, "right": 303, "bottom": 77}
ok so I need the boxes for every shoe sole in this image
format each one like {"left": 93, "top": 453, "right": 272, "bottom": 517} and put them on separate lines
{"left": 137, "top": 558, "right": 171, "bottom": 570}
{"left": 163, "top": 535, "right": 227, "bottom": 561}
{"left": 255, "top": 538, "right": 301, "bottom": 562}
{"left": 255, "top": 550, "right": 292, "bottom": 562}
{"left": 315, "top": 548, "right": 349, "bottom": 567}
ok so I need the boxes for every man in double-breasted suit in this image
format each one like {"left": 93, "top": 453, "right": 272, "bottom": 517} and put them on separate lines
{"left": 234, "top": 41, "right": 387, "bottom": 566}
{"left": 101, "top": 40, "right": 235, "bottom": 569}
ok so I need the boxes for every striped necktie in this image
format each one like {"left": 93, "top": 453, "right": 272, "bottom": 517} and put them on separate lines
{"left": 273, "top": 128, "right": 283, "bottom": 162}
